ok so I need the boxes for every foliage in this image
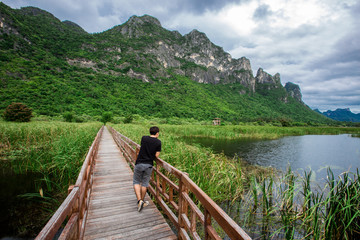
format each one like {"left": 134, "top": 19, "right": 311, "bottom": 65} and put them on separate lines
{"left": 123, "top": 114, "right": 134, "bottom": 124}
{"left": 101, "top": 111, "right": 113, "bottom": 125}
{"left": 63, "top": 112, "right": 74, "bottom": 122}
{"left": 3, "top": 102, "right": 33, "bottom": 122}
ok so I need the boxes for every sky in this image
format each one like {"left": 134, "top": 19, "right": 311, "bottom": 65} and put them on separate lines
{"left": 2, "top": 0, "right": 360, "bottom": 113}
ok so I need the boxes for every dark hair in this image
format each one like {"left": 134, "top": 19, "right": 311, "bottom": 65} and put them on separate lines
{"left": 149, "top": 126, "right": 160, "bottom": 135}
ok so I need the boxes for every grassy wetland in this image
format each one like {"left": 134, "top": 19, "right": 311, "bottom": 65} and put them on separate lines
{"left": 0, "top": 121, "right": 102, "bottom": 237}
{"left": 111, "top": 123, "right": 360, "bottom": 239}
{"left": 1, "top": 120, "right": 359, "bottom": 239}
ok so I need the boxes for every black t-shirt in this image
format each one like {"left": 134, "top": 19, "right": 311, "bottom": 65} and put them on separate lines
{"left": 135, "top": 136, "right": 161, "bottom": 166}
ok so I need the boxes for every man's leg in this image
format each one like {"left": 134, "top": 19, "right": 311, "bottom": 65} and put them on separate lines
{"left": 134, "top": 184, "right": 145, "bottom": 212}
{"left": 141, "top": 186, "right": 147, "bottom": 201}
{"left": 133, "top": 184, "right": 142, "bottom": 202}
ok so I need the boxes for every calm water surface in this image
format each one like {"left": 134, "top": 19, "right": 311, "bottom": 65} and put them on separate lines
{"left": 0, "top": 166, "right": 41, "bottom": 239}
{"left": 187, "top": 134, "right": 360, "bottom": 238}
{"left": 187, "top": 134, "right": 360, "bottom": 182}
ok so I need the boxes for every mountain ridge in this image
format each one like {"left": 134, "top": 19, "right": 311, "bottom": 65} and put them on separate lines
{"left": 0, "top": 3, "right": 332, "bottom": 124}
{"left": 315, "top": 108, "right": 360, "bottom": 122}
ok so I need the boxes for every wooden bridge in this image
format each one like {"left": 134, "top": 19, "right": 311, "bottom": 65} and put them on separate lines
{"left": 35, "top": 126, "right": 251, "bottom": 240}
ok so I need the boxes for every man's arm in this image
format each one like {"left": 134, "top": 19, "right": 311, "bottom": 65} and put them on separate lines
{"left": 155, "top": 151, "right": 160, "bottom": 158}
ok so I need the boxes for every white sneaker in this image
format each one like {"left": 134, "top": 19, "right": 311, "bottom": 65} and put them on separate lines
{"left": 138, "top": 200, "right": 144, "bottom": 212}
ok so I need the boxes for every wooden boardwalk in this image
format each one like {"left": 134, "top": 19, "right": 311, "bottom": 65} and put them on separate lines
{"left": 83, "top": 127, "right": 176, "bottom": 240}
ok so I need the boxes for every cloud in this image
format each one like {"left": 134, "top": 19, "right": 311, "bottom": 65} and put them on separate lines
{"left": 253, "top": 4, "right": 272, "bottom": 21}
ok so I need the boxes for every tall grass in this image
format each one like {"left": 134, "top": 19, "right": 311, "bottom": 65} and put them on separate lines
{"left": 0, "top": 121, "right": 102, "bottom": 237}
{"left": 146, "top": 124, "right": 360, "bottom": 140}
{"left": 0, "top": 121, "right": 102, "bottom": 194}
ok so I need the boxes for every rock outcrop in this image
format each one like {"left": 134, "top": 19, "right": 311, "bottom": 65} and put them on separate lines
{"left": 102, "top": 15, "right": 305, "bottom": 102}
{"left": 285, "top": 82, "right": 303, "bottom": 103}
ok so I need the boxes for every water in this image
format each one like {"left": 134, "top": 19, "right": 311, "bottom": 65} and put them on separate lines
{"left": 0, "top": 166, "right": 41, "bottom": 239}
{"left": 187, "top": 134, "right": 360, "bottom": 238}
{"left": 186, "top": 134, "right": 360, "bottom": 182}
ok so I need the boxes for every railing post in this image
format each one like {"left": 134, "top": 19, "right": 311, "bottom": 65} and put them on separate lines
{"left": 178, "top": 173, "right": 189, "bottom": 239}
{"left": 178, "top": 175, "right": 184, "bottom": 239}
{"left": 135, "top": 147, "right": 140, "bottom": 159}
{"left": 156, "top": 160, "right": 160, "bottom": 200}
{"left": 76, "top": 191, "right": 81, "bottom": 240}
{"left": 204, "top": 208, "right": 211, "bottom": 240}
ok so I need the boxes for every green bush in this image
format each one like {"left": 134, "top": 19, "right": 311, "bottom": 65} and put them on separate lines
{"left": 123, "top": 114, "right": 133, "bottom": 124}
{"left": 74, "top": 115, "right": 85, "bottom": 123}
{"left": 101, "top": 111, "right": 113, "bottom": 125}
{"left": 3, "top": 102, "right": 33, "bottom": 122}
{"left": 63, "top": 112, "right": 74, "bottom": 122}
{"left": 111, "top": 116, "right": 122, "bottom": 124}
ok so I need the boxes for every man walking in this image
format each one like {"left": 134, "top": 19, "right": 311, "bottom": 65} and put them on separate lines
{"left": 133, "top": 126, "right": 161, "bottom": 212}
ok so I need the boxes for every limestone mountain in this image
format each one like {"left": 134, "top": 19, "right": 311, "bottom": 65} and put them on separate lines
{"left": 0, "top": 3, "right": 331, "bottom": 123}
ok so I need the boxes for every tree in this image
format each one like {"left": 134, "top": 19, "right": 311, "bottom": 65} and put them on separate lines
{"left": 101, "top": 111, "right": 113, "bottom": 125}
{"left": 3, "top": 102, "right": 33, "bottom": 122}
{"left": 63, "top": 112, "right": 74, "bottom": 122}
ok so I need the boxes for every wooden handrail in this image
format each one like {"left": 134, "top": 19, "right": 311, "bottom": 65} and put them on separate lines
{"left": 108, "top": 126, "right": 251, "bottom": 240}
{"left": 35, "top": 126, "right": 104, "bottom": 240}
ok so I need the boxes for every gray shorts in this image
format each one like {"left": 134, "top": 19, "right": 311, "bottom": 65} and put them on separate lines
{"left": 133, "top": 163, "right": 153, "bottom": 187}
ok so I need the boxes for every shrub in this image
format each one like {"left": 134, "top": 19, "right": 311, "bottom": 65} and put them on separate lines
{"left": 101, "top": 112, "right": 113, "bottom": 125}
{"left": 74, "top": 116, "right": 84, "bottom": 123}
{"left": 111, "top": 116, "right": 122, "bottom": 124}
{"left": 123, "top": 114, "right": 133, "bottom": 124}
{"left": 63, "top": 112, "right": 74, "bottom": 122}
{"left": 3, "top": 102, "right": 33, "bottom": 122}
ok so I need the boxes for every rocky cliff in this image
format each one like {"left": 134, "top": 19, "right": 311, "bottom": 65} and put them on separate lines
{"left": 284, "top": 82, "right": 303, "bottom": 103}
{"left": 105, "top": 15, "right": 303, "bottom": 101}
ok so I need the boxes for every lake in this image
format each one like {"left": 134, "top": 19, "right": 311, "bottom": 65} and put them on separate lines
{"left": 0, "top": 167, "right": 41, "bottom": 239}
{"left": 187, "top": 134, "right": 360, "bottom": 238}
{"left": 186, "top": 134, "right": 360, "bottom": 182}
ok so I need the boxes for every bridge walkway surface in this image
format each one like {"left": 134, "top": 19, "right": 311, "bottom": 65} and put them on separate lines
{"left": 83, "top": 127, "right": 176, "bottom": 240}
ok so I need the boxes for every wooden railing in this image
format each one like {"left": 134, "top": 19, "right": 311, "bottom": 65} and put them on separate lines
{"left": 35, "top": 126, "right": 104, "bottom": 240}
{"left": 109, "top": 126, "right": 251, "bottom": 240}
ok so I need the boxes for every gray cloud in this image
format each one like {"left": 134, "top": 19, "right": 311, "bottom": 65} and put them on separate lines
{"left": 167, "top": 0, "right": 245, "bottom": 14}
{"left": 253, "top": 4, "right": 272, "bottom": 21}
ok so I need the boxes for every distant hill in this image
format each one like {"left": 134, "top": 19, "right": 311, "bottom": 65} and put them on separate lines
{"left": 0, "top": 3, "right": 333, "bottom": 124}
{"left": 315, "top": 108, "right": 360, "bottom": 122}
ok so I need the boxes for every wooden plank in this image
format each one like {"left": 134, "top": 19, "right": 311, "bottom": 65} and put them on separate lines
{"left": 83, "top": 127, "right": 176, "bottom": 239}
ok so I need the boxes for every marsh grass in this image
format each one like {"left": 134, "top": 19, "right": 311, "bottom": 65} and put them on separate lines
{"left": 0, "top": 121, "right": 102, "bottom": 193}
{"left": 0, "top": 121, "right": 102, "bottom": 237}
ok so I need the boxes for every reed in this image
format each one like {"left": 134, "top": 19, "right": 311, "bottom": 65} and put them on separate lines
{"left": 0, "top": 121, "right": 102, "bottom": 237}
{"left": 0, "top": 121, "right": 102, "bottom": 194}
{"left": 324, "top": 169, "right": 360, "bottom": 239}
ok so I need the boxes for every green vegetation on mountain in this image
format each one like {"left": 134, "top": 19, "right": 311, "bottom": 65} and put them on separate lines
{"left": 317, "top": 108, "right": 360, "bottom": 123}
{"left": 0, "top": 3, "right": 333, "bottom": 124}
